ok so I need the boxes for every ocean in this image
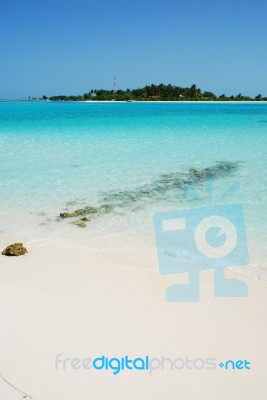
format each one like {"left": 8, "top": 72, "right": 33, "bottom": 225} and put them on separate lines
{"left": 0, "top": 101, "right": 266, "bottom": 278}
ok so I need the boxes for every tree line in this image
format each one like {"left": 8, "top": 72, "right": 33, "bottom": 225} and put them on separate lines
{"left": 40, "top": 84, "right": 267, "bottom": 102}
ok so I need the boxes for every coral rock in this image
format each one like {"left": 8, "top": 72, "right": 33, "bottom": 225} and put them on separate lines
{"left": 2, "top": 243, "right": 28, "bottom": 257}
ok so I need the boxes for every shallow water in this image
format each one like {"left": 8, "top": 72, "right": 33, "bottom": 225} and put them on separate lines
{"left": 0, "top": 101, "right": 266, "bottom": 278}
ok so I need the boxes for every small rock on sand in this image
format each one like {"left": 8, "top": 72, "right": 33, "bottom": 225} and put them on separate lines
{"left": 1, "top": 243, "right": 28, "bottom": 257}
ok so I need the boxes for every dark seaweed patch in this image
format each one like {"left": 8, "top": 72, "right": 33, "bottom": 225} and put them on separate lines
{"left": 58, "top": 161, "right": 239, "bottom": 222}
{"left": 100, "top": 161, "right": 238, "bottom": 209}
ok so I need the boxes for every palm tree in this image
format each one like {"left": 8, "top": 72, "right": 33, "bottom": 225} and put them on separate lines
{"left": 255, "top": 94, "right": 262, "bottom": 100}
{"left": 189, "top": 84, "right": 201, "bottom": 99}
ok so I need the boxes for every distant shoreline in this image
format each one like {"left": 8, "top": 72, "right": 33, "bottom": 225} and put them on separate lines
{"left": 1, "top": 100, "right": 267, "bottom": 104}
{"left": 4, "top": 83, "right": 267, "bottom": 103}
{"left": 82, "top": 100, "right": 267, "bottom": 104}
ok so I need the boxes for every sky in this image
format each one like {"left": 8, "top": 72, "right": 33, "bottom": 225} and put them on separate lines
{"left": 1, "top": 0, "right": 267, "bottom": 98}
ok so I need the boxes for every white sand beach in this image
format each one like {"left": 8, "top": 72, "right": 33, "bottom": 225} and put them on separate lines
{"left": 0, "top": 241, "right": 267, "bottom": 400}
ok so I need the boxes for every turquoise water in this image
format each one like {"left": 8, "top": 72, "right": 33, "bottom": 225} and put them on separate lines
{"left": 0, "top": 101, "right": 266, "bottom": 276}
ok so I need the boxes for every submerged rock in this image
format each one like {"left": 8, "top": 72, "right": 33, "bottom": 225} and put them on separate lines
{"left": 189, "top": 168, "right": 206, "bottom": 180}
{"left": 59, "top": 206, "right": 98, "bottom": 219}
{"left": 102, "top": 161, "right": 238, "bottom": 208}
{"left": 60, "top": 209, "right": 86, "bottom": 218}
{"left": 83, "top": 206, "right": 98, "bottom": 214}
{"left": 70, "top": 219, "right": 87, "bottom": 228}
{"left": 60, "top": 161, "right": 239, "bottom": 222}
{"left": 202, "top": 161, "right": 238, "bottom": 179}
{"left": 99, "top": 204, "right": 114, "bottom": 214}
{"left": 2, "top": 243, "right": 28, "bottom": 257}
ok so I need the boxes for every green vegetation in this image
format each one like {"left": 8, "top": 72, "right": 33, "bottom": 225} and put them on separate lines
{"left": 43, "top": 84, "right": 267, "bottom": 102}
